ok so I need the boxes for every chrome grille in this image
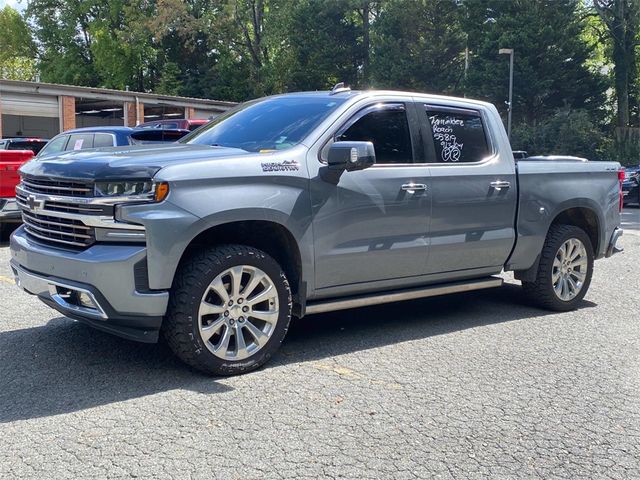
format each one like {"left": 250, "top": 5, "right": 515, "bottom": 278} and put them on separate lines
{"left": 20, "top": 176, "right": 93, "bottom": 197}
{"left": 17, "top": 176, "right": 99, "bottom": 249}
{"left": 15, "top": 191, "right": 106, "bottom": 215}
{"left": 21, "top": 210, "right": 95, "bottom": 248}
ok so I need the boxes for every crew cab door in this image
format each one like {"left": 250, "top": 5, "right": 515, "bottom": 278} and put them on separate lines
{"left": 418, "top": 103, "right": 517, "bottom": 274}
{"left": 309, "top": 100, "right": 431, "bottom": 290}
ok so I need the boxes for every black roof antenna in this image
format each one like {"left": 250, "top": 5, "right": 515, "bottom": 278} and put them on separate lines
{"left": 330, "top": 82, "right": 351, "bottom": 95}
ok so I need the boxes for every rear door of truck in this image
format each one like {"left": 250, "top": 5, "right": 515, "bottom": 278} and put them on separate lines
{"left": 415, "top": 101, "right": 518, "bottom": 274}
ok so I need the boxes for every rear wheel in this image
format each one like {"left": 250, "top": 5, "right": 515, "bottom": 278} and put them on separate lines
{"left": 522, "top": 224, "right": 594, "bottom": 311}
{"left": 163, "top": 244, "right": 292, "bottom": 375}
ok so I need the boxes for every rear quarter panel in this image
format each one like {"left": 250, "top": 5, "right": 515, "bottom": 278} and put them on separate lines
{"left": 507, "top": 160, "right": 621, "bottom": 271}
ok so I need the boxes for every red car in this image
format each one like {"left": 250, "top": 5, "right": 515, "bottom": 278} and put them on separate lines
{"left": 0, "top": 149, "right": 34, "bottom": 224}
{"left": 137, "top": 118, "right": 208, "bottom": 131}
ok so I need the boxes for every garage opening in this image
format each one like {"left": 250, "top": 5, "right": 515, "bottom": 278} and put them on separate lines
{"left": 143, "top": 105, "right": 185, "bottom": 122}
{"left": 75, "top": 98, "right": 125, "bottom": 128}
{"left": 1, "top": 93, "right": 59, "bottom": 139}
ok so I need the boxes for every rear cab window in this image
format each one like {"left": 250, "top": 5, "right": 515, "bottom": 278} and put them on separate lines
{"left": 424, "top": 105, "right": 491, "bottom": 164}
{"left": 93, "top": 134, "right": 115, "bottom": 148}
{"left": 67, "top": 134, "right": 94, "bottom": 151}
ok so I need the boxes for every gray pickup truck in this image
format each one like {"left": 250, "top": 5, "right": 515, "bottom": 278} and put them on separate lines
{"left": 10, "top": 88, "right": 623, "bottom": 375}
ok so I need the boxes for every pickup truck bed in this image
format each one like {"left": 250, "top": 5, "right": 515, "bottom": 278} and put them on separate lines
{"left": 9, "top": 89, "right": 623, "bottom": 376}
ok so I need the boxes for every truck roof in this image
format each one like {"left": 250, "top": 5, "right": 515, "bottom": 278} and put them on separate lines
{"left": 268, "top": 89, "right": 494, "bottom": 109}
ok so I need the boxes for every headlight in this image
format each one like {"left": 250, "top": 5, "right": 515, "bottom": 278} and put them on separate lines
{"left": 95, "top": 180, "right": 154, "bottom": 197}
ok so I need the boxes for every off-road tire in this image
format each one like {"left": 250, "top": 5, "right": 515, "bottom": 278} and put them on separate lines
{"left": 163, "top": 244, "right": 292, "bottom": 376}
{"left": 522, "top": 224, "right": 594, "bottom": 312}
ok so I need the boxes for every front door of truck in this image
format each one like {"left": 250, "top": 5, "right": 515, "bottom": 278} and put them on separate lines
{"left": 419, "top": 103, "right": 517, "bottom": 274}
{"left": 310, "top": 100, "right": 431, "bottom": 290}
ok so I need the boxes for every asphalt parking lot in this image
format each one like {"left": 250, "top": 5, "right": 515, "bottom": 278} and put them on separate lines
{"left": 0, "top": 214, "right": 639, "bottom": 479}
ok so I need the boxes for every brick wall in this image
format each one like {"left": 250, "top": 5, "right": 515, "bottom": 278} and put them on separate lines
{"left": 60, "top": 96, "right": 76, "bottom": 131}
{"left": 125, "top": 101, "right": 144, "bottom": 126}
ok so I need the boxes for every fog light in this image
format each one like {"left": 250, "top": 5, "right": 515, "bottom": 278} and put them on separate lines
{"left": 78, "top": 291, "right": 97, "bottom": 309}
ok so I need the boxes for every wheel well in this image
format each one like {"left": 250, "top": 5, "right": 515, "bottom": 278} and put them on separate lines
{"left": 551, "top": 207, "right": 599, "bottom": 253}
{"left": 181, "top": 221, "right": 303, "bottom": 296}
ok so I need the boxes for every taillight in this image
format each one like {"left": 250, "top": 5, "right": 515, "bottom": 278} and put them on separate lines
{"left": 618, "top": 169, "right": 625, "bottom": 212}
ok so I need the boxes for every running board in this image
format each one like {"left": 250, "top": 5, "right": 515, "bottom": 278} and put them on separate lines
{"left": 304, "top": 276, "right": 504, "bottom": 315}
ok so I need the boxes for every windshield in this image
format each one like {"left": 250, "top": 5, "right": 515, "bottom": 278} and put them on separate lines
{"left": 181, "top": 96, "right": 347, "bottom": 152}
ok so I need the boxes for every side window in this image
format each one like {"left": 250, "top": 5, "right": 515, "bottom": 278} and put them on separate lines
{"left": 93, "top": 134, "right": 115, "bottom": 148}
{"left": 338, "top": 106, "right": 413, "bottom": 164}
{"left": 426, "top": 106, "right": 490, "bottom": 163}
{"left": 66, "top": 133, "right": 94, "bottom": 151}
{"left": 37, "top": 135, "right": 68, "bottom": 158}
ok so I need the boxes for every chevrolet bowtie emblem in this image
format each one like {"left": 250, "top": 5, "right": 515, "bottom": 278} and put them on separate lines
{"left": 27, "top": 195, "right": 44, "bottom": 212}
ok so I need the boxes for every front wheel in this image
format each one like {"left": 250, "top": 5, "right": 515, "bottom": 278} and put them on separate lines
{"left": 522, "top": 224, "right": 594, "bottom": 311}
{"left": 163, "top": 245, "right": 292, "bottom": 375}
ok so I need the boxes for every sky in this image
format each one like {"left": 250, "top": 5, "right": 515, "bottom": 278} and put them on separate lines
{"left": 0, "top": 0, "right": 26, "bottom": 12}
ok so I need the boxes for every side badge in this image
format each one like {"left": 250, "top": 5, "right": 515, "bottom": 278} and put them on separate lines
{"left": 261, "top": 160, "right": 300, "bottom": 172}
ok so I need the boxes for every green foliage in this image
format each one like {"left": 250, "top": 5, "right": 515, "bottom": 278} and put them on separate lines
{"left": 275, "top": 0, "right": 363, "bottom": 92}
{"left": 9, "top": 0, "right": 640, "bottom": 159}
{"left": 511, "top": 109, "right": 606, "bottom": 160}
{"left": 0, "top": 56, "right": 37, "bottom": 81}
{"left": 0, "top": 6, "right": 36, "bottom": 80}
{"left": 464, "top": 0, "right": 607, "bottom": 127}
{"left": 598, "top": 127, "right": 640, "bottom": 165}
{"left": 156, "top": 62, "right": 183, "bottom": 96}
{"left": 371, "top": 0, "right": 465, "bottom": 94}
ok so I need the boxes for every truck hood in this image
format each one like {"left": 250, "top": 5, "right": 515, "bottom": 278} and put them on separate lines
{"left": 20, "top": 144, "right": 249, "bottom": 180}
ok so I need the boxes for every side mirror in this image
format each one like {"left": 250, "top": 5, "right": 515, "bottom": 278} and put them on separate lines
{"left": 327, "top": 141, "right": 376, "bottom": 172}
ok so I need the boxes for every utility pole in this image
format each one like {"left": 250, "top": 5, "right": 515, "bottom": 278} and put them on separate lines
{"left": 499, "top": 48, "right": 514, "bottom": 139}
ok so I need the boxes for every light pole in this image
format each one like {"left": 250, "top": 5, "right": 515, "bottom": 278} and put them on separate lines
{"left": 499, "top": 48, "right": 514, "bottom": 139}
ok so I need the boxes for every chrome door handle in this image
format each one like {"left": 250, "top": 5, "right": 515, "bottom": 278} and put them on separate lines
{"left": 401, "top": 183, "right": 427, "bottom": 193}
{"left": 490, "top": 180, "right": 511, "bottom": 190}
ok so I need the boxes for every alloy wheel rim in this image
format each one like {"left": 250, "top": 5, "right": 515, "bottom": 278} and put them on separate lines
{"left": 198, "top": 265, "right": 279, "bottom": 361}
{"left": 552, "top": 238, "right": 588, "bottom": 301}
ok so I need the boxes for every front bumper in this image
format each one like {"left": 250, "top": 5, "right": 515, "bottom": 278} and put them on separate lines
{"left": 0, "top": 198, "right": 21, "bottom": 222}
{"left": 10, "top": 226, "right": 169, "bottom": 342}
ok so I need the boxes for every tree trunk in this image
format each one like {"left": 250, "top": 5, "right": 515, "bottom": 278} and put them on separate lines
{"left": 594, "top": 0, "right": 637, "bottom": 128}
{"left": 361, "top": 2, "right": 370, "bottom": 87}
{"left": 613, "top": 38, "right": 630, "bottom": 127}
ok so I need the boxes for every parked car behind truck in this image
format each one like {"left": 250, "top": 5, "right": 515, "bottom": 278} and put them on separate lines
{"left": 10, "top": 88, "right": 623, "bottom": 376}
{"left": 38, "top": 126, "right": 191, "bottom": 158}
{"left": 0, "top": 138, "right": 49, "bottom": 155}
{"left": 622, "top": 166, "right": 640, "bottom": 207}
{"left": 0, "top": 150, "right": 34, "bottom": 224}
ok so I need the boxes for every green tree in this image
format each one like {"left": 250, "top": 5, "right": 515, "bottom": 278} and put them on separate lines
{"left": 0, "top": 6, "right": 37, "bottom": 80}
{"left": 26, "top": 0, "right": 100, "bottom": 86}
{"left": 371, "top": 0, "right": 466, "bottom": 94}
{"left": 463, "top": 0, "right": 607, "bottom": 127}
{"left": 593, "top": 0, "right": 640, "bottom": 128}
{"left": 275, "top": 0, "right": 363, "bottom": 92}
{"left": 512, "top": 109, "right": 606, "bottom": 160}
{"left": 26, "top": 0, "right": 159, "bottom": 90}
